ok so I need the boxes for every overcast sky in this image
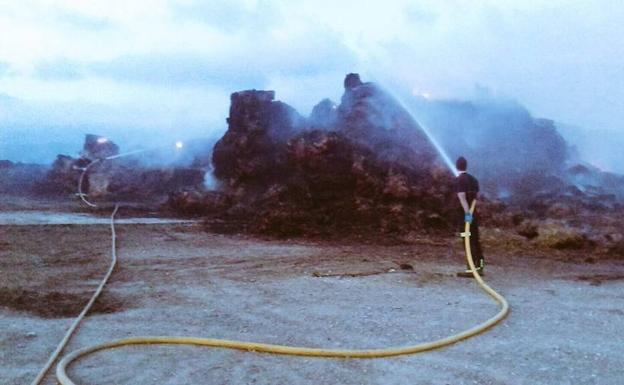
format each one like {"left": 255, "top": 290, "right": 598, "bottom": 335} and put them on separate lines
{"left": 1, "top": 0, "right": 623, "bottom": 163}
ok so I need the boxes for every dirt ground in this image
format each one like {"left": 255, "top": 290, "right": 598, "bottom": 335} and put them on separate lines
{"left": 1, "top": 197, "right": 623, "bottom": 385}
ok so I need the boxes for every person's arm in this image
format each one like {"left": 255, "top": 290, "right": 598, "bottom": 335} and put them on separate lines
{"left": 457, "top": 192, "right": 471, "bottom": 213}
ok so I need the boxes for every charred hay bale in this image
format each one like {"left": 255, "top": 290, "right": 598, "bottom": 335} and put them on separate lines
{"left": 478, "top": 200, "right": 524, "bottom": 227}
{"left": 309, "top": 98, "right": 338, "bottom": 129}
{"left": 37, "top": 135, "right": 118, "bottom": 196}
{"left": 546, "top": 202, "right": 576, "bottom": 219}
{"left": 88, "top": 170, "right": 111, "bottom": 197}
{"left": 516, "top": 220, "right": 539, "bottom": 239}
{"left": 280, "top": 128, "right": 453, "bottom": 233}
{"left": 603, "top": 232, "right": 623, "bottom": 244}
{"left": 383, "top": 170, "right": 411, "bottom": 199}
{"left": 488, "top": 212, "right": 524, "bottom": 228}
{"left": 168, "top": 190, "right": 230, "bottom": 215}
{"left": 168, "top": 189, "right": 204, "bottom": 214}
{"left": 37, "top": 155, "right": 82, "bottom": 195}
{"left": 481, "top": 227, "right": 527, "bottom": 249}
{"left": 81, "top": 134, "right": 119, "bottom": 160}
{"left": 536, "top": 223, "right": 588, "bottom": 250}
{"left": 107, "top": 166, "right": 205, "bottom": 198}
{"left": 287, "top": 130, "right": 362, "bottom": 189}
{"left": 421, "top": 213, "right": 448, "bottom": 231}
{"left": 253, "top": 207, "right": 309, "bottom": 237}
{"left": 289, "top": 131, "right": 431, "bottom": 204}
{"left": 212, "top": 90, "right": 304, "bottom": 190}
{"left": 606, "top": 240, "right": 624, "bottom": 258}
{"left": 337, "top": 79, "right": 438, "bottom": 171}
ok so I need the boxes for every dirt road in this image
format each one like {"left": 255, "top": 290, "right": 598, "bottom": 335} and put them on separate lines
{"left": 1, "top": 207, "right": 623, "bottom": 384}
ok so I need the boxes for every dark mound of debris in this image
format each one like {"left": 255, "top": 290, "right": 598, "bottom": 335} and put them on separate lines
{"left": 190, "top": 74, "right": 456, "bottom": 236}
{"left": 0, "top": 160, "right": 48, "bottom": 194}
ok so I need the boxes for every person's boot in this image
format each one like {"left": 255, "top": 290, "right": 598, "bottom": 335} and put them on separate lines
{"left": 456, "top": 258, "right": 484, "bottom": 278}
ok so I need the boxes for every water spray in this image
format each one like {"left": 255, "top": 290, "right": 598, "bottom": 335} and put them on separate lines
{"left": 106, "top": 141, "right": 183, "bottom": 160}
{"left": 359, "top": 66, "right": 458, "bottom": 176}
{"left": 380, "top": 86, "right": 458, "bottom": 176}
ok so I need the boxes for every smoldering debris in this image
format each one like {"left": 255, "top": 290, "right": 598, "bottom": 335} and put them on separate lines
{"left": 29, "top": 134, "right": 211, "bottom": 202}
{"left": 171, "top": 73, "right": 624, "bottom": 255}
{"left": 206, "top": 75, "right": 454, "bottom": 236}
{"left": 0, "top": 160, "right": 48, "bottom": 195}
{"left": 2, "top": 73, "right": 624, "bottom": 254}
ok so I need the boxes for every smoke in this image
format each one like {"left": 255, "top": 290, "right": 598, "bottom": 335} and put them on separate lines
{"left": 557, "top": 124, "right": 624, "bottom": 174}
{"left": 203, "top": 164, "right": 219, "bottom": 190}
{"left": 355, "top": 65, "right": 624, "bottom": 202}
{"left": 411, "top": 95, "right": 567, "bottom": 166}
{"left": 308, "top": 98, "right": 338, "bottom": 130}
{"left": 0, "top": 90, "right": 229, "bottom": 165}
{"left": 1, "top": 2, "right": 622, "bottom": 195}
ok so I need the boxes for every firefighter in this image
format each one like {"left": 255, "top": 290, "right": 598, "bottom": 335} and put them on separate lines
{"left": 455, "top": 156, "right": 484, "bottom": 277}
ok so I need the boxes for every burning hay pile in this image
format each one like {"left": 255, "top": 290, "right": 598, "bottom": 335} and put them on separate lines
{"left": 174, "top": 74, "right": 459, "bottom": 235}
{"left": 167, "top": 73, "right": 624, "bottom": 256}
{"left": 3, "top": 72, "right": 624, "bottom": 254}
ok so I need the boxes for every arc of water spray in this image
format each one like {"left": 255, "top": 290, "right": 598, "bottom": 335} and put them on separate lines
{"left": 360, "top": 69, "right": 458, "bottom": 176}
{"left": 106, "top": 141, "right": 183, "bottom": 160}
{"left": 389, "top": 92, "right": 459, "bottom": 177}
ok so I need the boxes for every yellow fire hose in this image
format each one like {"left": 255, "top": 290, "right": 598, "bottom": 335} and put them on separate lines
{"left": 32, "top": 198, "right": 508, "bottom": 384}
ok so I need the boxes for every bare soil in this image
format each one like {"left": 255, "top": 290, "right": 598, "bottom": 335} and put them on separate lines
{"left": 1, "top": 198, "right": 623, "bottom": 385}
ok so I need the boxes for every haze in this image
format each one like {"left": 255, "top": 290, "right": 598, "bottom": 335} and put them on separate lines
{"left": 1, "top": 0, "right": 623, "bottom": 171}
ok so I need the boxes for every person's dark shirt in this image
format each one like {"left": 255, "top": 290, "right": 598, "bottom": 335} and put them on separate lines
{"left": 456, "top": 172, "right": 479, "bottom": 204}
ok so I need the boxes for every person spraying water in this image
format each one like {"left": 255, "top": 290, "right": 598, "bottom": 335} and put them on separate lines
{"left": 454, "top": 156, "right": 485, "bottom": 277}
{"left": 76, "top": 136, "right": 185, "bottom": 207}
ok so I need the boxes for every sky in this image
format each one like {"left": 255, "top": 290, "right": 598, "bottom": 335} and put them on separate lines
{"left": 1, "top": 0, "right": 623, "bottom": 164}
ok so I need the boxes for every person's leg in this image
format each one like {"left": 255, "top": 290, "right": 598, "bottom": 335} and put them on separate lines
{"left": 458, "top": 214, "right": 470, "bottom": 266}
{"left": 470, "top": 216, "right": 484, "bottom": 269}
